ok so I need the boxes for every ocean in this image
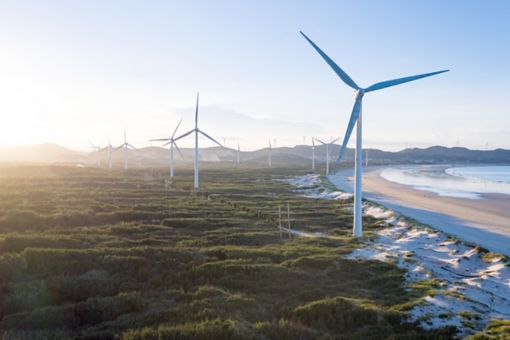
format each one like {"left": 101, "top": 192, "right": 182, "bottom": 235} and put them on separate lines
{"left": 380, "top": 165, "right": 510, "bottom": 199}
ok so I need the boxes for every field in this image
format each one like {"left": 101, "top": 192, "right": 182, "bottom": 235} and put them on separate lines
{"left": 0, "top": 165, "right": 466, "bottom": 339}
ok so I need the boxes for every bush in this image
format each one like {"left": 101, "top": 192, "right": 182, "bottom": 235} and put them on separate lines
{"left": 292, "top": 297, "right": 382, "bottom": 333}
{"left": 255, "top": 319, "right": 320, "bottom": 340}
{"left": 121, "top": 318, "right": 239, "bottom": 340}
{"left": 0, "top": 210, "right": 46, "bottom": 231}
{"left": 23, "top": 248, "right": 99, "bottom": 276}
{"left": 0, "top": 234, "right": 83, "bottom": 254}
{"left": 2, "top": 292, "right": 144, "bottom": 330}
{"left": 0, "top": 253, "right": 26, "bottom": 284}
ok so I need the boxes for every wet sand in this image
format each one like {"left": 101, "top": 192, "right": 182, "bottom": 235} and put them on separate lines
{"left": 329, "top": 168, "right": 510, "bottom": 256}
{"left": 364, "top": 170, "right": 510, "bottom": 236}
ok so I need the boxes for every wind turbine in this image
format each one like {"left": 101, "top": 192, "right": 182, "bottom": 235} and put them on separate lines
{"left": 177, "top": 93, "right": 224, "bottom": 189}
{"left": 301, "top": 31, "right": 448, "bottom": 238}
{"left": 90, "top": 142, "right": 101, "bottom": 167}
{"left": 113, "top": 129, "right": 137, "bottom": 171}
{"left": 313, "top": 137, "right": 339, "bottom": 175}
{"left": 99, "top": 138, "right": 114, "bottom": 170}
{"left": 149, "top": 119, "right": 185, "bottom": 178}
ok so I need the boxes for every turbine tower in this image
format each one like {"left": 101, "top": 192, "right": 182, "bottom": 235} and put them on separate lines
{"left": 177, "top": 93, "right": 223, "bottom": 189}
{"left": 113, "top": 129, "right": 137, "bottom": 171}
{"left": 313, "top": 137, "right": 339, "bottom": 175}
{"left": 149, "top": 119, "right": 185, "bottom": 177}
{"left": 90, "top": 142, "right": 101, "bottom": 167}
{"left": 100, "top": 139, "right": 113, "bottom": 170}
{"left": 301, "top": 31, "right": 448, "bottom": 238}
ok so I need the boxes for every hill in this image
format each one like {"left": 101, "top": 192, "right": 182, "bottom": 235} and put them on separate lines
{"left": 1, "top": 144, "right": 509, "bottom": 167}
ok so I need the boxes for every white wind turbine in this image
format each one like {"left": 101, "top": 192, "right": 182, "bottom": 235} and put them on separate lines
{"left": 177, "top": 93, "right": 224, "bottom": 189}
{"left": 313, "top": 137, "right": 339, "bottom": 175}
{"left": 113, "top": 129, "right": 137, "bottom": 171}
{"left": 90, "top": 142, "right": 101, "bottom": 167}
{"left": 99, "top": 138, "right": 114, "bottom": 170}
{"left": 149, "top": 119, "right": 185, "bottom": 178}
{"left": 301, "top": 31, "right": 448, "bottom": 238}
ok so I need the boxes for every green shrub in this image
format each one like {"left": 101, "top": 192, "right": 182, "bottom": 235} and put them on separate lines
{"left": 0, "top": 234, "right": 84, "bottom": 254}
{"left": 121, "top": 319, "right": 239, "bottom": 340}
{"left": 292, "top": 297, "right": 382, "bottom": 332}
{"left": 0, "top": 253, "right": 26, "bottom": 283}
{"left": 0, "top": 210, "right": 46, "bottom": 231}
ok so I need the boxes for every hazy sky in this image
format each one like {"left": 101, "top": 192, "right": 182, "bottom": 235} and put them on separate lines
{"left": 0, "top": 0, "right": 509, "bottom": 151}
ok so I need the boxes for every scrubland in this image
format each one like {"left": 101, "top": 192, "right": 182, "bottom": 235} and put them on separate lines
{"left": 0, "top": 165, "right": 469, "bottom": 339}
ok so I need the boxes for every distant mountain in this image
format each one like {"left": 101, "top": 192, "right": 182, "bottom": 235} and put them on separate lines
{"left": 0, "top": 144, "right": 86, "bottom": 163}
{"left": 0, "top": 143, "right": 509, "bottom": 167}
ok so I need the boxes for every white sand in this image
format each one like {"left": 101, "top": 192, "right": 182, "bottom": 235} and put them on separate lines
{"left": 284, "top": 173, "right": 510, "bottom": 335}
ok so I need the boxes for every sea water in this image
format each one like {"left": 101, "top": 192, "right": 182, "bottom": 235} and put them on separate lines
{"left": 380, "top": 165, "right": 510, "bottom": 199}
{"left": 445, "top": 166, "right": 510, "bottom": 184}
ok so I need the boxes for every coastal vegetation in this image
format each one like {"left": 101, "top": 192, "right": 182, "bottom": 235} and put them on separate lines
{"left": 0, "top": 165, "right": 465, "bottom": 339}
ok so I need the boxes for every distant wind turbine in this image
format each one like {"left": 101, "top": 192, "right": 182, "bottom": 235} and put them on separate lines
{"left": 301, "top": 31, "right": 448, "bottom": 237}
{"left": 149, "top": 119, "right": 185, "bottom": 178}
{"left": 90, "top": 142, "right": 101, "bottom": 167}
{"left": 177, "top": 93, "right": 224, "bottom": 189}
{"left": 113, "top": 129, "right": 137, "bottom": 171}
{"left": 313, "top": 137, "right": 339, "bottom": 175}
{"left": 99, "top": 138, "right": 114, "bottom": 170}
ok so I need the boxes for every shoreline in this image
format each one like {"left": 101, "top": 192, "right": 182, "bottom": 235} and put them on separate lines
{"left": 328, "top": 167, "right": 510, "bottom": 257}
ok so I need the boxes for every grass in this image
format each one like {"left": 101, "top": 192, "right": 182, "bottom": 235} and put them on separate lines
{"left": 0, "top": 164, "right": 471, "bottom": 339}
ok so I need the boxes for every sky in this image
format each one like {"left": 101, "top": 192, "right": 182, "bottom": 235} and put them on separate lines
{"left": 0, "top": 0, "right": 509, "bottom": 151}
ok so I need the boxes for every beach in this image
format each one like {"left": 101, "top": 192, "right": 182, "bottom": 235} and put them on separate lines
{"left": 328, "top": 167, "right": 510, "bottom": 256}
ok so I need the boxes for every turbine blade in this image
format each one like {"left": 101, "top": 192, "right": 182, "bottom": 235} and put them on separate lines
{"left": 112, "top": 144, "right": 125, "bottom": 153}
{"left": 149, "top": 138, "right": 172, "bottom": 142}
{"left": 162, "top": 140, "right": 172, "bottom": 147}
{"left": 171, "top": 118, "right": 183, "bottom": 139}
{"left": 314, "top": 137, "right": 326, "bottom": 145}
{"left": 330, "top": 137, "right": 340, "bottom": 144}
{"left": 336, "top": 95, "right": 363, "bottom": 163}
{"left": 199, "top": 130, "right": 223, "bottom": 148}
{"left": 300, "top": 31, "right": 359, "bottom": 90}
{"left": 365, "top": 69, "right": 449, "bottom": 92}
{"left": 173, "top": 129, "right": 194, "bottom": 142}
{"left": 128, "top": 143, "right": 138, "bottom": 151}
{"left": 174, "top": 143, "right": 184, "bottom": 157}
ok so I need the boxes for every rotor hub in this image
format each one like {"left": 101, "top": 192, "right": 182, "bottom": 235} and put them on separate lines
{"left": 355, "top": 89, "right": 365, "bottom": 98}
